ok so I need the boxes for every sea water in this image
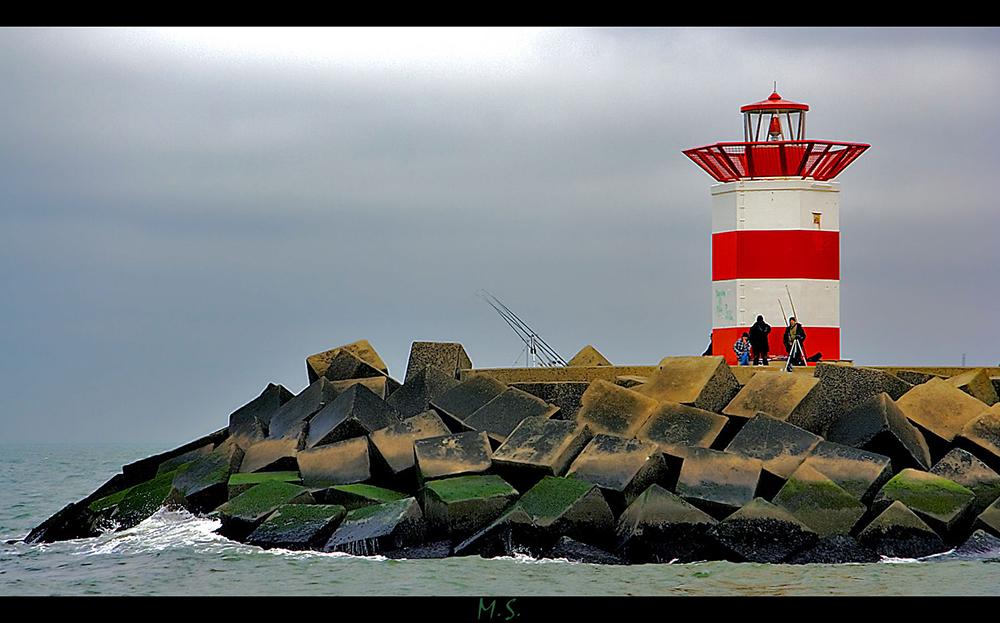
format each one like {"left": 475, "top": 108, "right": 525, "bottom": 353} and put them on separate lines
{"left": 2, "top": 443, "right": 999, "bottom": 597}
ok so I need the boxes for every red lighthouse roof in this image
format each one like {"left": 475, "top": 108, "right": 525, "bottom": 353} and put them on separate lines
{"left": 740, "top": 91, "right": 809, "bottom": 113}
{"left": 683, "top": 89, "right": 869, "bottom": 182}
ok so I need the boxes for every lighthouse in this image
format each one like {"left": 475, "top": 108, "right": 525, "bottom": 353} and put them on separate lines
{"left": 683, "top": 90, "right": 869, "bottom": 366}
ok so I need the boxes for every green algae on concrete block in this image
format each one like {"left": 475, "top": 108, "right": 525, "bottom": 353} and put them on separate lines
{"left": 317, "top": 483, "right": 409, "bottom": 510}
{"left": 637, "top": 356, "right": 740, "bottom": 414}
{"left": 89, "top": 468, "right": 184, "bottom": 532}
{"left": 323, "top": 497, "right": 426, "bottom": 556}
{"left": 297, "top": 436, "right": 371, "bottom": 488}
{"left": 215, "top": 480, "right": 313, "bottom": 541}
{"left": 615, "top": 484, "right": 718, "bottom": 564}
{"left": 857, "top": 500, "right": 950, "bottom": 559}
{"left": 170, "top": 437, "right": 245, "bottom": 512}
{"left": 246, "top": 504, "right": 347, "bottom": 550}
{"left": 227, "top": 471, "right": 301, "bottom": 499}
{"left": 771, "top": 462, "right": 866, "bottom": 537}
{"left": 707, "top": 497, "right": 819, "bottom": 563}
{"left": 930, "top": 448, "right": 1000, "bottom": 519}
{"left": 574, "top": 379, "right": 659, "bottom": 438}
{"left": 514, "top": 475, "right": 615, "bottom": 548}
{"left": 422, "top": 474, "right": 519, "bottom": 539}
{"left": 799, "top": 440, "right": 893, "bottom": 506}
{"left": 872, "top": 468, "right": 976, "bottom": 543}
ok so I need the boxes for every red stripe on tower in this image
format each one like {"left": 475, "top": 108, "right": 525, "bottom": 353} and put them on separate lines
{"left": 684, "top": 90, "right": 868, "bottom": 367}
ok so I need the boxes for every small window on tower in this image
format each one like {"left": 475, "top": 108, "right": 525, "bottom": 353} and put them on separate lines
{"left": 812, "top": 212, "right": 821, "bottom": 229}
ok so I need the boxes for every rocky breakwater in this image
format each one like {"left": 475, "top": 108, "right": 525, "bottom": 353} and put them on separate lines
{"left": 24, "top": 341, "right": 1000, "bottom": 564}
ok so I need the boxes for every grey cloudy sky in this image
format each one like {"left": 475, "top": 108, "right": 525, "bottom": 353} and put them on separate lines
{"left": 1, "top": 27, "right": 997, "bottom": 444}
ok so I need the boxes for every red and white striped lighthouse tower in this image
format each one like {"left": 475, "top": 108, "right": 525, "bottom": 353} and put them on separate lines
{"left": 684, "top": 90, "right": 869, "bottom": 365}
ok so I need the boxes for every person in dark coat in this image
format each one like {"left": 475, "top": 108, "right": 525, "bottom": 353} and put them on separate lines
{"left": 784, "top": 317, "right": 807, "bottom": 366}
{"left": 749, "top": 315, "right": 771, "bottom": 366}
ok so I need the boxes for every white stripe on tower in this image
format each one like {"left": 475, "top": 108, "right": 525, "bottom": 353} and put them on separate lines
{"left": 711, "top": 178, "right": 841, "bottom": 361}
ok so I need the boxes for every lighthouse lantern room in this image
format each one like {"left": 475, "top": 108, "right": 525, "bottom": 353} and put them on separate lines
{"left": 683, "top": 90, "right": 869, "bottom": 365}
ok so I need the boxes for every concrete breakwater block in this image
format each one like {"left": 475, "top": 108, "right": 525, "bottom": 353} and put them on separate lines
{"left": 724, "top": 413, "right": 823, "bottom": 482}
{"left": 266, "top": 378, "right": 341, "bottom": 442}
{"left": 870, "top": 468, "right": 976, "bottom": 544}
{"left": 798, "top": 440, "right": 892, "bottom": 506}
{"left": 304, "top": 384, "right": 401, "bottom": 449}
{"left": 635, "top": 401, "right": 729, "bottom": 460}
{"left": 675, "top": 447, "right": 763, "bottom": 519}
{"left": 707, "top": 498, "right": 819, "bottom": 564}
{"left": 957, "top": 404, "right": 1000, "bottom": 473}
{"left": 214, "top": 480, "right": 314, "bottom": 541}
{"left": 575, "top": 379, "right": 659, "bottom": 438}
{"left": 637, "top": 356, "right": 740, "bottom": 414}
{"left": 452, "top": 507, "right": 545, "bottom": 559}
{"left": 814, "top": 363, "right": 913, "bottom": 435}
{"left": 930, "top": 448, "right": 1000, "bottom": 519}
{"left": 421, "top": 474, "right": 519, "bottom": 540}
{"left": 367, "top": 410, "right": 452, "bottom": 487}
{"left": 430, "top": 374, "right": 508, "bottom": 429}
{"left": 169, "top": 437, "right": 245, "bottom": 513}
{"left": 786, "top": 535, "right": 881, "bottom": 564}
{"left": 514, "top": 475, "right": 615, "bottom": 549}
{"left": 825, "top": 392, "right": 931, "bottom": 471}
{"left": 509, "top": 381, "right": 590, "bottom": 421}
{"left": 771, "top": 462, "right": 867, "bottom": 537}
{"left": 228, "top": 383, "right": 295, "bottom": 449}
{"left": 615, "top": 484, "right": 718, "bottom": 564}
{"left": 461, "top": 387, "right": 560, "bottom": 445}
{"left": 896, "top": 377, "right": 992, "bottom": 457}
{"left": 89, "top": 468, "right": 182, "bottom": 533}
{"left": 722, "top": 372, "right": 822, "bottom": 431}
{"left": 857, "top": 500, "right": 950, "bottom": 559}
{"left": 413, "top": 431, "right": 492, "bottom": 485}
{"left": 307, "top": 340, "right": 389, "bottom": 384}
{"left": 317, "top": 483, "right": 408, "bottom": 510}
{"left": 297, "top": 436, "right": 372, "bottom": 487}
{"left": 246, "top": 504, "right": 347, "bottom": 551}
{"left": 227, "top": 472, "right": 300, "bottom": 499}
{"left": 490, "top": 417, "right": 593, "bottom": 491}
{"left": 947, "top": 368, "right": 999, "bottom": 406}
{"left": 404, "top": 342, "right": 472, "bottom": 382}
{"left": 386, "top": 365, "right": 461, "bottom": 420}
{"left": 323, "top": 497, "right": 426, "bottom": 556}
{"left": 566, "top": 345, "right": 612, "bottom": 367}
{"left": 238, "top": 437, "right": 299, "bottom": 474}
{"left": 565, "top": 434, "right": 668, "bottom": 516}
